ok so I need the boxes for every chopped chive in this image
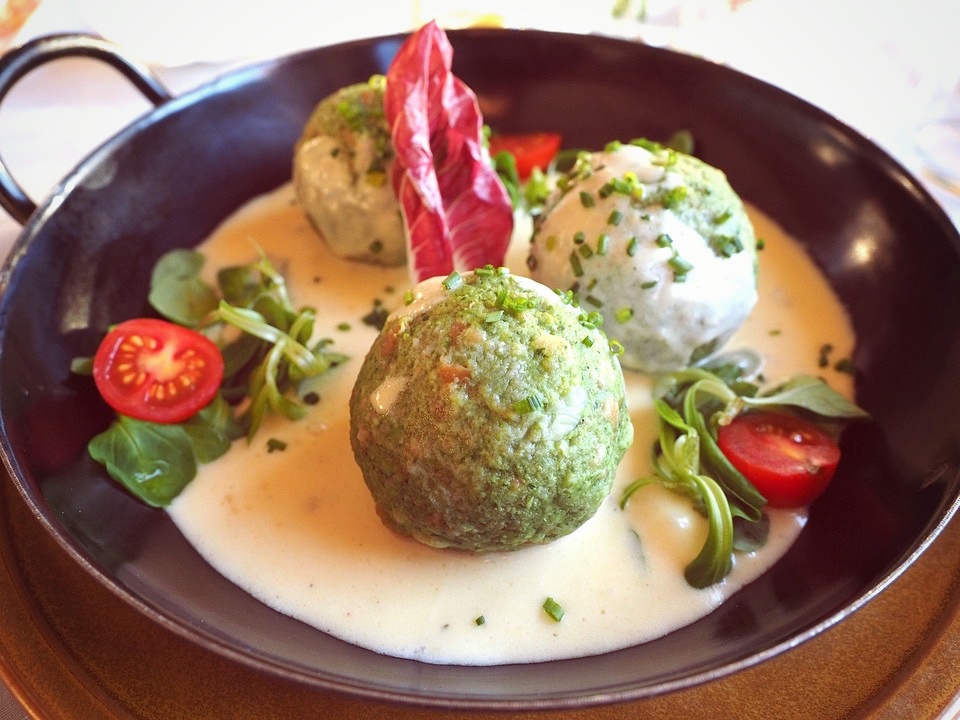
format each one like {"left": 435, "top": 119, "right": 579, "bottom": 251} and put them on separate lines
{"left": 615, "top": 307, "right": 634, "bottom": 323}
{"left": 542, "top": 597, "right": 565, "bottom": 622}
{"left": 579, "top": 190, "right": 595, "bottom": 208}
{"left": 596, "top": 234, "right": 611, "bottom": 255}
{"left": 662, "top": 186, "right": 688, "bottom": 208}
{"left": 569, "top": 251, "right": 584, "bottom": 277}
{"left": 604, "top": 139, "right": 623, "bottom": 152}
{"left": 584, "top": 294, "right": 603, "bottom": 307}
{"left": 267, "top": 438, "right": 287, "bottom": 453}
{"left": 834, "top": 358, "right": 856, "bottom": 375}
{"left": 709, "top": 234, "right": 744, "bottom": 258}
{"left": 669, "top": 254, "right": 694, "bottom": 281}
{"left": 626, "top": 236, "right": 640, "bottom": 257}
{"left": 403, "top": 289, "right": 415, "bottom": 305}
{"left": 655, "top": 233, "right": 673, "bottom": 248}
{"left": 713, "top": 209, "right": 732, "bottom": 225}
{"left": 640, "top": 280, "right": 657, "bottom": 290}
{"left": 475, "top": 615, "right": 486, "bottom": 626}
{"left": 442, "top": 271, "right": 463, "bottom": 291}
{"left": 545, "top": 235, "right": 558, "bottom": 251}
{"left": 598, "top": 182, "right": 614, "bottom": 199}
{"left": 578, "top": 311, "right": 603, "bottom": 329}
{"left": 514, "top": 394, "right": 544, "bottom": 414}
{"left": 609, "top": 177, "right": 629, "bottom": 194}
{"left": 818, "top": 343, "right": 834, "bottom": 368}
{"left": 555, "top": 288, "right": 576, "bottom": 305}
{"left": 582, "top": 336, "right": 595, "bottom": 347}
{"left": 756, "top": 237, "right": 766, "bottom": 250}
{"left": 573, "top": 231, "right": 586, "bottom": 245}
{"left": 630, "top": 137, "right": 660, "bottom": 152}
{"left": 475, "top": 265, "right": 496, "bottom": 276}
{"left": 609, "top": 340, "right": 625, "bottom": 356}
{"left": 578, "top": 244, "right": 593, "bottom": 259}
{"left": 485, "top": 310, "right": 504, "bottom": 323}
{"left": 607, "top": 210, "right": 623, "bottom": 226}
{"left": 337, "top": 322, "right": 351, "bottom": 331}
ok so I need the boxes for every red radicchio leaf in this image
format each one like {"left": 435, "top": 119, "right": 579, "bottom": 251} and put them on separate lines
{"left": 384, "top": 21, "right": 514, "bottom": 283}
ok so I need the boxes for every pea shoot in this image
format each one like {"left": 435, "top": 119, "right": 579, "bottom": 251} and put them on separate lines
{"left": 621, "top": 362, "right": 868, "bottom": 589}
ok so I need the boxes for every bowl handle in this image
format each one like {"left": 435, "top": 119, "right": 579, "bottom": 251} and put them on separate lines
{"left": 0, "top": 33, "right": 174, "bottom": 225}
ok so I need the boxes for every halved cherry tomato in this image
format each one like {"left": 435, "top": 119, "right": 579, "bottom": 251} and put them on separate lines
{"left": 92, "top": 318, "right": 224, "bottom": 424}
{"left": 488, "top": 132, "right": 562, "bottom": 180}
{"left": 716, "top": 411, "right": 841, "bottom": 508}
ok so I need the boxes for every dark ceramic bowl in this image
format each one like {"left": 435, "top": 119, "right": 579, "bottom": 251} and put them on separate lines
{"left": 0, "top": 29, "right": 958, "bottom": 711}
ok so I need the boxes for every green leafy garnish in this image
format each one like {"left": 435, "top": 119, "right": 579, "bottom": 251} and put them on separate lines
{"left": 621, "top": 363, "right": 868, "bottom": 589}
{"left": 148, "top": 248, "right": 219, "bottom": 326}
{"left": 83, "top": 247, "right": 348, "bottom": 507}
{"left": 88, "top": 394, "right": 242, "bottom": 507}
{"left": 190, "top": 248, "right": 349, "bottom": 440}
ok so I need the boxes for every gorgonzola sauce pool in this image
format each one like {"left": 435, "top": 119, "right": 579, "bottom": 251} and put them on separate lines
{"left": 167, "top": 183, "right": 856, "bottom": 666}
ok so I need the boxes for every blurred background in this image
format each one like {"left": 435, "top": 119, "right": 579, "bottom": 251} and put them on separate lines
{"left": 1, "top": 0, "right": 956, "bottom": 226}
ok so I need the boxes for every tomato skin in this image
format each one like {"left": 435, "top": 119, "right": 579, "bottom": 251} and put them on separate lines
{"left": 488, "top": 132, "right": 562, "bottom": 180}
{"left": 92, "top": 318, "right": 224, "bottom": 424}
{"left": 716, "top": 411, "right": 841, "bottom": 508}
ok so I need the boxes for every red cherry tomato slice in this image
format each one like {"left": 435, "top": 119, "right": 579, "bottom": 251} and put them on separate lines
{"left": 92, "top": 318, "right": 224, "bottom": 424}
{"left": 716, "top": 411, "right": 841, "bottom": 508}
{"left": 488, "top": 132, "right": 562, "bottom": 180}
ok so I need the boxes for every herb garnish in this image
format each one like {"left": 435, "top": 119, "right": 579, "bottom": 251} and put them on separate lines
{"left": 621, "top": 362, "right": 868, "bottom": 588}
{"left": 542, "top": 597, "right": 565, "bottom": 622}
{"left": 82, "top": 247, "right": 348, "bottom": 507}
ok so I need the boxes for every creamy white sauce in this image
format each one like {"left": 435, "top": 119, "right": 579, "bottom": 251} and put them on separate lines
{"left": 167, "top": 183, "right": 856, "bottom": 666}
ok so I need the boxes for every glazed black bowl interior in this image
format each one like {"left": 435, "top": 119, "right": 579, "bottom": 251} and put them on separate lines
{"left": 1, "top": 29, "right": 959, "bottom": 710}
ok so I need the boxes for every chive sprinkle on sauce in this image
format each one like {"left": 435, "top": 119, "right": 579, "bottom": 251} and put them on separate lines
{"left": 542, "top": 597, "right": 565, "bottom": 623}
{"left": 596, "top": 233, "right": 611, "bottom": 255}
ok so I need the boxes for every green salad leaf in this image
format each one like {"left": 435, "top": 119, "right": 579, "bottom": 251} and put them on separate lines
{"left": 89, "top": 416, "right": 199, "bottom": 508}
{"left": 148, "top": 248, "right": 219, "bottom": 326}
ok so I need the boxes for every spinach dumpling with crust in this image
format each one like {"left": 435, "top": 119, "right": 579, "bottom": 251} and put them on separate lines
{"left": 293, "top": 75, "right": 405, "bottom": 266}
{"left": 349, "top": 268, "right": 633, "bottom": 553}
{"left": 528, "top": 140, "right": 759, "bottom": 373}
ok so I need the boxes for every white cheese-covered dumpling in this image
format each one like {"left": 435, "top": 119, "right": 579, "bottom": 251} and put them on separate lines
{"left": 293, "top": 75, "right": 405, "bottom": 266}
{"left": 528, "top": 140, "right": 759, "bottom": 372}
